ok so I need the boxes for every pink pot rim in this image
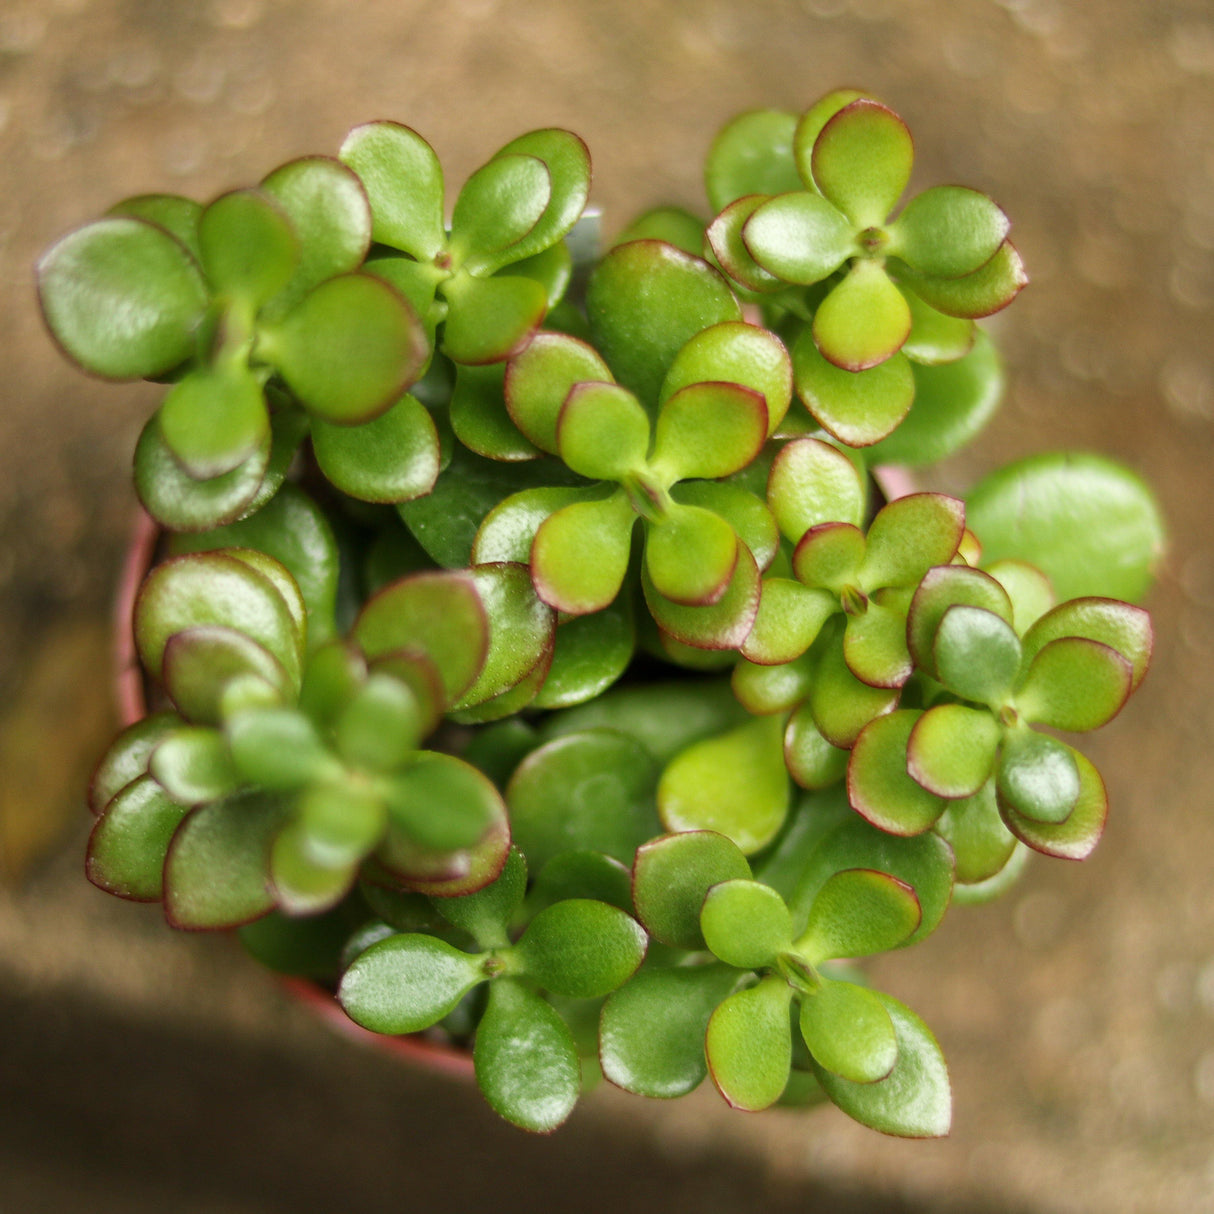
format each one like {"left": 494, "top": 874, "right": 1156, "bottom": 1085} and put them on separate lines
{"left": 112, "top": 509, "right": 475, "bottom": 1079}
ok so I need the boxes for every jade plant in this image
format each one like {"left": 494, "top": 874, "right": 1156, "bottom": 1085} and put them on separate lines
{"left": 39, "top": 90, "right": 1164, "bottom": 1136}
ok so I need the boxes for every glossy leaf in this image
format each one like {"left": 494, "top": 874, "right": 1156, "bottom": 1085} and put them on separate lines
{"left": 450, "top": 153, "right": 550, "bottom": 275}
{"left": 109, "top": 193, "right": 203, "bottom": 260}
{"left": 507, "top": 729, "right": 660, "bottom": 873}
{"left": 1019, "top": 597, "right": 1152, "bottom": 690}
{"left": 847, "top": 710, "right": 945, "bottom": 836}
{"left": 812, "top": 992, "right": 951, "bottom": 1138}
{"left": 934, "top": 780, "right": 1018, "bottom": 886}
{"left": 514, "top": 899, "right": 646, "bottom": 998}
{"left": 529, "top": 850, "right": 631, "bottom": 913}
{"left": 966, "top": 453, "right": 1165, "bottom": 604}
{"left": 995, "top": 729, "right": 1080, "bottom": 825}
{"left": 651, "top": 381, "right": 767, "bottom": 481}
{"left": 986, "top": 561, "right": 1055, "bottom": 635}
{"left": 706, "top": 977, "right": 793, "bottom": 1111}
{"left": 1015, "top": 637, "right": 1132, "bottom": 731}
{"left": 741, "top": 193, "right": 854, "bottom": 285}
{"left": 862, "top": 493, "right": 966, "bottom": 590}
{"left": 706, "top": 109, "right": 801, "bottom": 212}
{"left": 899, "top": 286, "right": 975, "bottom": 365}
{"left": 86, "top": 774, "right": 190, "bottom": 901}
{"left": 658, "top": 714, "right": 790, "bottom": 854}
{"left": 841, "top": 594, "right": 915, "bottom": 688}
{"left": 890, "top": 186, "right": 1009, "bottom": 279}
{"left": 814, "top": 260, "right": 911, "bottom": 372}
{"left": 701, "top": 879, "right": 793, "bottom": 969}
{"left": 614, "top": 206, "right": 705, "bottom": 257}
{"left": 339, "top": 932, "right": 485, "bottom": 1033}
{"left": 792, "top": 328, "right": 914, "bottom": 446}
{"left": 644, "top": 540, "right": 762, "bottom": 651}
{"left": 784, "top": 706, "right": 850, "bottom": 790}
{"left": 600, "top": 963, "right": 740, "bottom": 1098}
{"left": 161, "top": 627, "right": 292, "bottom": 723}
{"left": 792, "top": 89, "right": 869, "bottom": 186}
{"left": 586, "top": 240, "right": 741, "bottom": 409}
{"left": 450, "top": 362, "right": 540, "bottom": 462}
{"left": 1000, "top": 744, "right": 1107, "bottom": 860}
{"left": 532, "top": 601, "right": 635, "bottom": 710}
{"left": 812, "top": 100, "right": 912, "bottom": 228}
{"left": 800, "top": 979, "right": 897, "bottom": 1084}
{"left": 646, "top": 506, "right": 738, "bottom": 606}
{"left": 197, "top": 188, "right": 298, "bottom": 308}
{"left": 791, "top": 522, "right": 866, "bottom": 592}
{"left": 742, "top": 579, "right": 836, "bottom": 666}
{"left": 903, "top": 240, "right": 1027, "bottom": 319}
{"left": 906, "top": 565, "right": 1013, "bottom": 680}
{"left": 505, "top": 331, "right": 613, "bottom": 452}
{"left": 556, "top": 382, "right": 650, "bottom": 479}
{"left": 149, "top": 726, "right": 238, "bottom": 804}
{"left": 441, "top": 268, "right": 549, "bottom": 365}
{"left": 159, "top": 365, "right": 269, "bottom": 481}
{"left": 473, "top": 484, "right": 604, "bottom": 566}
{"left": 934, "top": 605, "right": 1022, "bottom": 705}
{"left": 632, "top": 831, "right": 751, "bottom": 949}
{"left": 432, "top": 846, "right": 526, "bottom": 948}
{"left": 89, "top": 712, "right": 183, "bottom": 814}
{"left": 808, "top": 621, "right": 900, "bottom": 748}
{"left": 868, "top": 331, "right": 1003, "bottom": 466}
{"left": 706, "top": 196, "right": 784, "bottom": 293}
{"left": 767, "top": 437, "right": 866, "bottom": 541}
{"left": 339, "top": 121, "right": 445, "bottom": 260}
{"left": 163, "top": 792, "right": 285, "bottom": 928}
{"left": 672, "top": 480, "right": 779, "bottom": 572}
{"left": 798, "top": 867, "right": 921, "bottom": 962}
{"left": 37, "top": 216, "right": 207, "bottom": 379}
{"left": 906, "top": 704, "right": 1001, "bottom": 799}
{"left": 531, "top": 492, "right": 635, "bottom": 615}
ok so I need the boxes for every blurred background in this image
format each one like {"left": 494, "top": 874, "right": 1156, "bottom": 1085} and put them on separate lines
{"left": 1, "top": 1, "right": 1211, "bottom": 1210}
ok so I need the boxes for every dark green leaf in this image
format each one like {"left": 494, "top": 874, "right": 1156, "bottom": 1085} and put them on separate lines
{"left": 934, "top": 604, "right": 1022, "bottom": 705}
{"left": 995, "top": 729, "right": 1080, "bottom": 825}
{"left": 906, "top": 565, "right": 1013, "bottom": 681}
{"left": 532, "top": 601, "right": 635, "bottom": 710}
{"left": 706, "top": 109, "right": 801, "bottom": 212}
{"left": 1000, "top": 744, "right": 1106, "bottom": 860}
{"left": 86, "top": 774, "right": 190, "bottom": 901}
{"left": 198, "top": 188, "right": 298, "bottom": 308}
{"left": 89, "top": 712, "right": 183, "bottom": 815}
{"left": 451, "top": 361, "right": 540, "bottom": 461}
{"left": 383, "top": 751, "right": 502, "bottom": 853}
{"left": 432, "top": 846, "right": 526, "bottom": 948}
{"left": 440, "top": 269, "right": 548, "bottom": 365}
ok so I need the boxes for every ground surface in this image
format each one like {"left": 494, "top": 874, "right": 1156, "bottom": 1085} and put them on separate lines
{"left": 1, "top": 2, "right": 1212, "bottom": 1211}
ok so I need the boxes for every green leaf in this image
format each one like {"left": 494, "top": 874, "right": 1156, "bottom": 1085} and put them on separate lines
{"left": 532, "top": 600, "right": 635, "bottom": 710}
{"left": 260, "top": 156, "right": 372, "bottom": 312}
{"left": 741, "top": 192, "right": 854, "bottom": 285}
{"left": 800, "top": 979, "right": 897, "bottom": 1083}
{"left": 651, "top": 381, "right": 767, "bottom": 481}
{"left": 268, "top": 822, "right": 359, "bottom": 916}
{"left": 706, "top": 108, "right": 801, "bottom": 212}
{"left": 432, "top": 846, "right": 527, "bottom": 948}
{"left": 161, "top": 627, "right": 292, "bottom": 723}
{"left": 1015, "top": 637, "right": 1132, "bottom": 731}
{"left": 847, "top": 710, "right": 945, "bottom": 836}
{"left": 354, "top": 570, "right": 488, "bottom": 704}
{"left": 514, "top": 899, "right": 647, "bottom": 998}
{"left": 312, "top": 392, "right": 440, "bottom": 503}
{"left": 792, "top": 328, "right": 914, "bottom": 446}
{"left": 906, "top": 704, "right": 1001, "bottom": 799}
{"left": 450, "top": 153, "right": 550, "bottom": 276}
{"left": 474, "top": 977, "right": 581, "bottom": 1133}
{"left": 902, "top": 240, "right": 1027, "bottom": 319}
{"left": 792, "top": 89, "right": 869, "bottom": 186}
{"left": 86, "top": 774, "right": 190, "bottom": 901}
{"left": 531, "top": 492, "right": 636, "bottom": 615}
{"left": 529, "top": 850, "right": 632, "bottom": 913}
{"left": 37, "top": 215, "right": 207, "bottom": 379}
{"left": 701, "top": 879, "right": 793, "bottom": 969}
{"left": 135, "top": 550, "right": 304, "bottom": 688}
{"left": 906, "top": 565, "right": 1013, "bottom": 680}
{"left": 600, "top": 963, "right": 740, "bottom": 1097}
{"left": 149, "top": 726, "right": 238, "bottom": 804}
{"left": 158, "top": 365, "right": 269, "bottom": 481}
{"left": 783, "top": 707, "right": 850, "bottom": 790}
{"left": 706, "top": 196, "right": 785, "bottom": 293}
{"left": 632, "top": 831, "right": 752, "bottom": 949}
{"left": 966, "top": 453, "right": 1166, "bottom": 604}
{"left": 440, "top": 269, "right": 548, "bottom": 364}
{"left": 813, "top": 260, "right": 911, "bottom": 372}
{"left": 338, "top": 932, "right": 485, "bottom": 1033}
{"left": 296, "top": 780, "right": 385, "bottom": 866}
{"left": 586, "top": 240, "right": 741, "bottom": 409}
{"left": 658, "top": 714, "right": 789, "bottom": 854}
{"left": 505, "top": 330, "right": 613, "bottom": 453}
{"left": 499, "top": 241, "right": 571, "bottom": 308}
{"left": 109, "top": 193, "right": 202, "bottom": 260}
{"left": 798, "top": 868, "right": 921, "bottom": 962}
{"left": 491, "top": 128, "right": 591, "bottom": 264}
{"left": 163, "top": 792, "right": 286, "bottom": 928}
{"left": 811, "top": 100, "right": 913, "bottom": 228}
{"left": 1019, "top": 597, "right": 1152, "bottom": 690}
{"left": 862, "top": 493, "right": 965, "bottom": 590}
{"left": 473, "top": 484, "right": 605, "bottom": 565}
{"left": 706, "top": 977, "right": 793, "bottom": 1111}
{"left": 890, "top": 186, "right": 1009, "bottom": 279}
{"left": 556, "top": 382, "right": 650, "bottom": 480}
{"left": 507, "top": 729, "right": 660, "bottom": 872}
{"left": 674, "top": 481, "right": 778, "bottom": 570}
{"left": 449, "top": 360, "right": 539, "bottom": 461}
{"left": 645, "top": 506, "right": 738, "bottom": 606}
{"left": 614, "top": 206, "right": 705, "bottom": 256}
{"left": 808, "top": 620, "right": 900, "bottom": 747}
{"left": 1000, "top": 744, "right": 1106, "bottom": 860}
{"left": 986, "top": 560, "right": 1056, "bottom": 635}
{"left": 867, "top": 330, "right": 1003, "bottom": 466}
{"left": 791, "top": 522, "right": 866, "bottom": 592}
{"left": 198, "top": 188, "right": 298, "bottom": 308}
{"left": 339, "top": 121, "right": 445, "bottom": 260}
{"left": 767, "top": 437, "right": 866, "bottom": 542}
{"left": 812, "top": 991, "right": 951, "bottom": 1137}
{"left": 89, "top": 712, "right": 183, "bottom": 814}
{"left": 841, "top": 593, "right": 915, "bottom": 688}
{"left": 263, "top": 273, "right": 425, "bottom": 422}
{"left": 899, "top": 285, "right": 975, "bottom": 365}
{"left": 741, "top": 578, "right": 836, "bottom": 666}
{"left": 227, "top": 705, "right": 334, "bottom": 789}
{"left": 934, "top": 604, "right": 1022, "bottom": 705}
{"left": 995, "top": 729, "right": 1080, "bottom": 825}
{"left": 935, "top": 780, "right": 1018, "bottom": 887}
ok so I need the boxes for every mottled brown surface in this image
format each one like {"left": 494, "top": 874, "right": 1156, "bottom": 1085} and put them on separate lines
{"left": 1, "top": 1, "right": 1212, "bottom": 1211}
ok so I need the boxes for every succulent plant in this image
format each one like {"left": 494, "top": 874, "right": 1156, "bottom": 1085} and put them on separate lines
{"left": 41, "top": 89, "right": 1164, "bottom": 1138}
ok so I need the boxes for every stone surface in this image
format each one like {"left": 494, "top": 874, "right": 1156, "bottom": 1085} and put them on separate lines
{"left": 1, "top": 1, "right": 1211, "bottom": 1211}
